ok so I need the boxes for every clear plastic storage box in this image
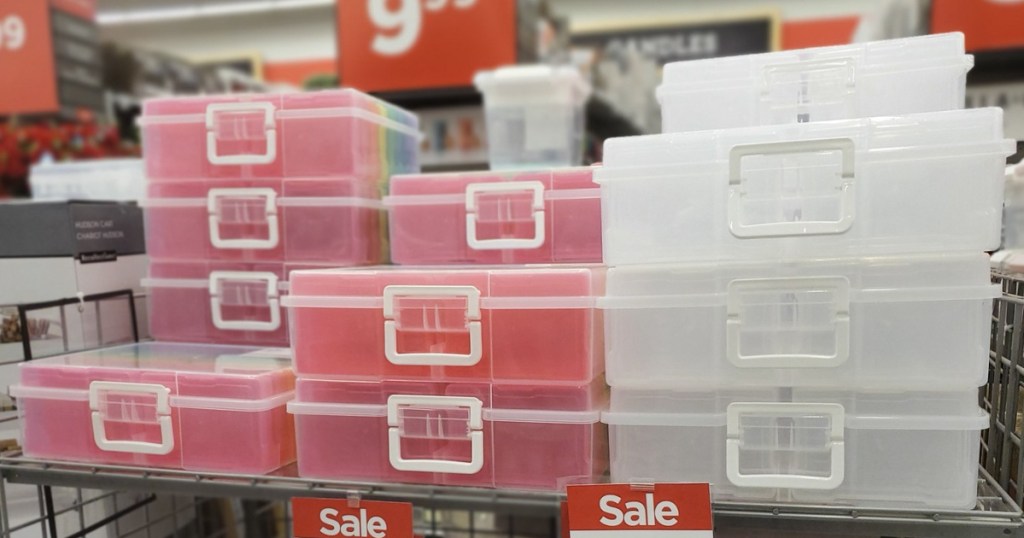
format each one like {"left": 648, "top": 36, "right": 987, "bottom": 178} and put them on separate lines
{"left": 658, "top": 33, "right": 973, "bottom": 132}
{"left": 596, "top": 108, "right": 1012, "bottom": 265}
{"left": 385, "top": 167, "right": 601, "bottom": 264}
{"left": 139, "top": 90, "right": 420, "bottom": 183}
{"left": 288, "top": 378, "right": 606, "bottom": 490}
{"left": 283, "top": 266, "right": 604, "bottom": 383}
{"left": 30, "top": 158, "right": 145, "bottom": 202}
{"left": 603, "top": 388, "right": 986, "bottom": 509}
{"left": 144, "top": 260, "right": 323, "bottom": 347}
{"left": 474, "top": 65, "right": 590, "bottom": 170}
{"left": 144, "top": 177, "right": 384, "bottom": 264}
{"left": 601, "top": 253, "right": 996, "bottom": 389}
{"left": 10, "top": 343, "right": 295, "bottom": 473}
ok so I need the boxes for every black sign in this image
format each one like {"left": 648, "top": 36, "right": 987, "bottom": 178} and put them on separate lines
{"left": 572, "top": 12, "right": 779, "bottom": 66}
{"left": 50, "top": 7, "right": 104, "bottom": 115}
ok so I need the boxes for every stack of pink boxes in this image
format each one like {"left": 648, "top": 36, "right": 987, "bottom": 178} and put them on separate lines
{"left": 10, "top": 89, "right": 421, "bottom": 474}
{"left": 139, "top": 90, "right": 420, "bottom": 347}
{"left": 284, "top": 112, "right": 608, "bottom": 489}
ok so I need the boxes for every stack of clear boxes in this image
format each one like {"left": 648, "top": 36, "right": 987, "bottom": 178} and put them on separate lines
{"left": 597, "top": 33, "right": 1015, "bottom": 509}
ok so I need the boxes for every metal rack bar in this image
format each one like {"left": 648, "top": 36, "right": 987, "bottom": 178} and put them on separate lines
{"left": 1, "top": 456, "right": 1020, "bottom": 537}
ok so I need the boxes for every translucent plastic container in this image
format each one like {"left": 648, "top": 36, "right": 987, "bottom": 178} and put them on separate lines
{"left": 144, "top": 177, "right": 383, "bottom": 264}
{"left": 10, "top": 343, "right": 295, "bottom": 473}
{"left": 30, "top": 158, "right": 145, "bottom": 201}
{"left": 289, "top": 378, "right": 606, "bottom": 490}
{"left": 601, "top": 253, "right": 997, "bottom": 390}
{"left": 658, "top": 33, "right": 973, "bottom": 132}
{"left": 604, "top": 387, "right": 986, "bottom": 509}
{"left": 474, "top": 65, "right": 590, "bottom": 170}
{"left": 283, "top": 266, "right": 604, "bottom": 383}
{"left": 143, "top": 260, "right": 324, "bottom": 347}
{"left": 385, "top": 167, "right": 600, "bottom": 264}
{"left": 139, "top": 89, "right": 420, "bottom": 183}
{"left": 597, "top": 108, "right": 1013, "bottom": 265}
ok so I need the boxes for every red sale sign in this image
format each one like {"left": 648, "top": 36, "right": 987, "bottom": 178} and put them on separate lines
{"left": 566, "top": 484, "right": 713, "bottom": 538}
{"left": 292, "top": 498, "right": 414, "bottom": 538}
{"left": 0, "top": 0, "right": 59, "bottom": 115}
{"left": 338, "top": 0, "right": 518, "bottom": 92}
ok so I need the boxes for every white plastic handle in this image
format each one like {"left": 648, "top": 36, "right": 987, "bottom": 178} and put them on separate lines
{"left": 387, "top": 395, "right": 484, "bottom": 474}
{"left": 726, "top": 276, "right": 850, "bottom": 368}
{"left": 728, "top": 138, "right": 855, "bottom": 238}
{"left": 88, "top": 381, "right": 174, "bottom": 456}
{"left": 382, "top": 285, "right": 482, "bottom": 366}
{"left": 208, "top": 271, "right": 281, "bottom": 332}
{"left": 206, "top": 188, "right": 279, "bottom": 249}
{"left": 464, "top": 181, "right": 546, "bottom": 250}
{"left": 205, "top": 101, "right": 277, "bottom": 166}
{"left": 726, "top": 402, "right": 845, "bottom": 490}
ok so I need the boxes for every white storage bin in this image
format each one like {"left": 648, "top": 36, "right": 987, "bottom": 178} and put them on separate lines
{"left": 30, "top": 159, "right": 144, "bottom": 201}
{"left": 604, "top": 388, "right": 987, "bottom": 509}
{"left": 596, "top": 108, "right": 1013, "bottom": 265}
{"left": 474, "top": 65, "right": 590, "bottom": 170}
{"left": 601, "top": 253, "right": 997, "bottom": 390}
{"left": 657, "top": 33, "right": 972, "bottom": 132}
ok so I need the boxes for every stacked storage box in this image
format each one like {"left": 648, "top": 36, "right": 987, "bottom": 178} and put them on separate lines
{"left": 597, "top": 33, "right": 1015, "bottom": 509}
{"left": 137, "top": 90, "right": 420, "bottom": 347}
{"left": 284, "top": 67, "right": 607, "bottom": 491}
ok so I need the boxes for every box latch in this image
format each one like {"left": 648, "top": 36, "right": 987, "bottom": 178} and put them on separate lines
{"left": 382, "top": 285, "right": 482, "bottom": 366}
{"left": 465, "top": 181, "right": 546, "bottom": 250}
{"left": 205, "top": 101, "right": 277, "bottom": 166}
{"left": 208, "top": 271, "right": 281, "bottom": 332}
{"left": 387, "top": 395, "right": 484, "bottom": 474}
{"left": 726, "top": 402, "right": 845, "bottom": 490}
{"left": 728, "top": 138, "right": 856, "bottom": 238}
{"left": 761, "top": 57, "right": 857, "bottom": 123}
{"left": 89, "top": 381, "right": 174, "bottom": 455}
{"left": 207, "top": 188, "right": 279, "bottom": 249}
{"left": 726, "top": 276, "right": 850, "bottom": 368}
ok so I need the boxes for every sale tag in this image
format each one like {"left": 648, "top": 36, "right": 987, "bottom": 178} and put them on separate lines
{"left": 566, "top": 484, "right": 713, "bottom": 538}
{"left": 292, "top": 497, "right": 414, "bottom": 538}
{"left": 0, "top": 0, "right": 59, "bottom": 115}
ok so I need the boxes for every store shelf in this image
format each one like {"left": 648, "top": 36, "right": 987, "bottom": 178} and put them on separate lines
{"left": 1, "top": 455, "right": 1020, "bottom": 537}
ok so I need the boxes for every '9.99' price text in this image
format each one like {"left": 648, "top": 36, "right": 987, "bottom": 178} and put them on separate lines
{"left": 0, "top": 15, "right": 26, "bottom": 51}
{"left": 368, "top": 0, "right": 477, "bottom": 56}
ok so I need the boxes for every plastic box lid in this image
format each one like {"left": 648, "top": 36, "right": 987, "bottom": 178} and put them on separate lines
{"left": 30, "top": 159, "right": 144, "bottom": 202}
{"left": 474, "top": 65, "right": 591, "bottom": 106}
{"left": 11, "top": 342, "right": 294, "bottom": 405}
{"left": 657, "top": 32, "right": 971, "bottom": 97}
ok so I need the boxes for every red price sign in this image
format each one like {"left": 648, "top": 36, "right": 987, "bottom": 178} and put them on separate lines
{"left": 566, "top": 484, "right": 713, "bottom": 538}
{"left": 292, "top": 497, "right": 414, "bottom": 538}
{"left": 0, "top": 0, "right": 58, "bottom": 115}
{"left": 338, "top": 0, "right": 518, "bottom": 92}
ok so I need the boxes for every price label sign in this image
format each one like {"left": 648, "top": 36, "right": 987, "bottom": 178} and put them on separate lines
{"left": 338, "top": 0, "right": 518, "bottom": 92}
{"left": 292, "top": 497, "right": 414, "bottom": 538}
{"left": 0, "top": 0, "right": 58, "bottom": 114}
{"left": 566, "top": 484, "right": 713, "bottom": 538}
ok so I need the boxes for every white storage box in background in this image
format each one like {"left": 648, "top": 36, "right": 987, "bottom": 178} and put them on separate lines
{"left": 597, "top": 108, "right": 1013, "bottom": 265}
{"left": 658, "top": 33, "right": 972, "bottom": 132}
{"left": 474, "top": 65, "right": 591, "bottom": 170}
{"left": 604, "top": 388, "right": 986, "bottom": 509}
{"left": 601, "top": 253, "right": 996, "bottom": 390}
{"left": 30, "top": 159, "right": 145, "bottom": 201}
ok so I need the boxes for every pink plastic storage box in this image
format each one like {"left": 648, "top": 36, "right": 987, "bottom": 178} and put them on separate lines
{"left": 139, "top": 89, "right": 420, "bottom": 183}
{"left": 10, "top": 343, "right": 295, "bottom": 473}
{"left": 288, "top": 378, "right": 607, "bottom": 490}
{"left": 144, "top": 177, "right": 384, "bottom": 264}
{"left": 144, "top": 260, "right": 327, "bottom": 347}
{"left": 385, "top": 167, "right": 601, "bottom": 264}
{"left": 283, "top": 266, "right": 604, "bottom": 383}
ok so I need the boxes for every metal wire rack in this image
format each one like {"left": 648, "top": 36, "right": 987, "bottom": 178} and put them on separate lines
{"left": 3, "top": 279, "right": 1024, "bottom": 537}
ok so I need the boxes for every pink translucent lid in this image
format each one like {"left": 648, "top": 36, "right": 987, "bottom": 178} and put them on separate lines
{"left": 18, "top": 343, "right": 294, "bottom": 399}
